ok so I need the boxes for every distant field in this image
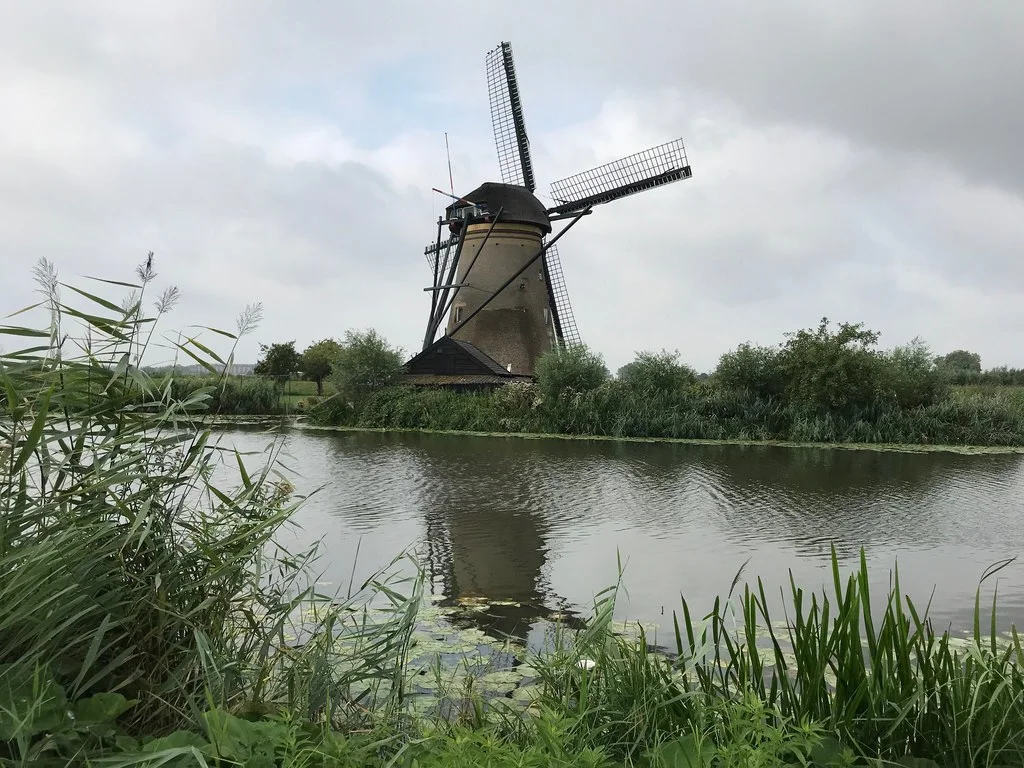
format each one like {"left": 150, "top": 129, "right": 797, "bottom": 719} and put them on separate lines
{"left": 176, "top": 376, "right": 333, "bottom": 395}
{"left": 169, "top": 375, "right": 334, "bottom": 415}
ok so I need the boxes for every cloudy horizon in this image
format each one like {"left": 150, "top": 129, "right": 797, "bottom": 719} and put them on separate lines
{"left": 2, "top": 2, "right": 1022, "bottom": 373}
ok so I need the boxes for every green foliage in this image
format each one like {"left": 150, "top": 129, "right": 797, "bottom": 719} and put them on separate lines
{"left": 254, "top": 340, "right": 301, "bottom": 382}
{"left": 0, "top": 258, "right": 421, "bottom": 765}
{"left": 339, "top": 379, "right": 1024, "bottom": 446}
{"left": 356, "top": 385, "right": 520, "bottom": 433}
{"left": 305, "top": 317, "right": 1023, "bottom": 446}
{"left": 302, "top": 338, "right": 343, "bottom": 395}
{"left": 945, "top": 366, "right": 1024, "bottom": 387}
{"left": 206, "top": 318, "right": 1022, "bottom": 447}
{"left": 671, "top": 547, "right": 1024, "bottom": 766}
{"left": 936, "top": 349, "right": 982, "bottom": 374}
{"left": 617, "top": 349, "right": 697, "bottom": 396}
{"left": 171, "top": 374, "right": 282, "bottom": 414}
{"left": 779, "top": 317, "right": 886, "bottom": 413}
{"left": 714, "top": 343, "right": 787, "bottom": 400}
{"left": 530, "top": 550, "right": 1021, "bottom": 767}
{"left": 534, "top": 344, "right": 609, "bottom": 403}
{"left": 883, "top": 337, "right": 946, "bottom": 408}
{"left": 715, "top": 320, "right": 948, "bottom": 416}
{"left": 330, "top": 329, "right": 405, "bottom": 411}
{"left": 392, "top": 719, "right": 616, "bottom": 767}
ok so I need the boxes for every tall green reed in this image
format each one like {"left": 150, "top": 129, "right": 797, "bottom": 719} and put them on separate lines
{"left": 334, "top": 380, "right": 1024, "bottom": 447}
{"left": 0, "top": 258, "right": 422, "bottom": 764}
{"left": 674, "top": 547, "right": 1024, "bottom": 766}
{"left": 519, "top": 548, "right": 1021, "bottom": 765}
{"left": 528, "top": 580, "right": 835, "bottom": 766}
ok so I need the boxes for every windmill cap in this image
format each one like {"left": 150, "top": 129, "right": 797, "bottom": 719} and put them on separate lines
{"left": 447, "top": 182, "right": 551, "bottom": 234}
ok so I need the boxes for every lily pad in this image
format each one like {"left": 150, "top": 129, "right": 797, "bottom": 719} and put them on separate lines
{"left": 514, "top": 664, "right": 540, "bottom": 679}
{"left": 456, "top": 596, "right": 491, "bottom": 607}
{"left": 510, "top": 684, "right": 541, "bottom": 703}
{"left": 476, "top": 670, "right": 524, "bottom": 690}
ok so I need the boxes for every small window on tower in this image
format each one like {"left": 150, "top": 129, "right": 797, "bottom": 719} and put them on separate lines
{"left": 453, "top": 305, "right": 463, "bottom": 323}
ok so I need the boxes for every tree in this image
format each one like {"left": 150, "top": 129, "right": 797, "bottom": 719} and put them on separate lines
{"left": 300, "top": 338, "right": 342, "bottom": 395}
{"left": 330, "top": 329, "right": 404, "bottom": 410}
{"left": 534, "top": 344, "right": 609, "bottom": 402}
{"left": 253, "top": 341, "right": 300, "bottom": 385}
{"left": 779, "top": 317, "right": 885, "bottom": 413}
{"left": 935, "top": 349, "right": 982, "bottom": 374}
{"left": 617, "top": 349, "right": 697, "bottom": 395}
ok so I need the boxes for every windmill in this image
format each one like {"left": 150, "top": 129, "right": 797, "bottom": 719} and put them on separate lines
{"left": 405, "top": 41, "right": 692, "bottom": 384}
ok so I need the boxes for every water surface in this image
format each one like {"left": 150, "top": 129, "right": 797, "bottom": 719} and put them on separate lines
{"left": 219, "top": 427, "right": 1024, "bottom": 641}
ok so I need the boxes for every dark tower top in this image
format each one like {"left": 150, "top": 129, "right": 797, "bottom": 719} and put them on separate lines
{"left": 446, "top": 182, "right": 551, "bottom": 234}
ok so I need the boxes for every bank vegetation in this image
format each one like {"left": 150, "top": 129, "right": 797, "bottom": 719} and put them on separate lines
{"left": 311, "top": 320, "right": 1024, "bottom": 447}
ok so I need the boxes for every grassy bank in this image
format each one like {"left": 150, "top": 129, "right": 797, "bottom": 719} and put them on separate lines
{"left": 308, "top": 328, "right": 1024, "bottom": 446}
{"left": 178, "top": 320, "right": 1024, "bottom": 448}
{"left": 309, "top": 381, "right": 1024, "bottom": 447}
{"left": 3, "top": 262, "right": 1023, "bottom": 766}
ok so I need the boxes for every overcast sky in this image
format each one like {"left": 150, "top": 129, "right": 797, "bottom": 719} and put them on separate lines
{"left": 2, "top": 1, "right": 1022, "bottom": 373}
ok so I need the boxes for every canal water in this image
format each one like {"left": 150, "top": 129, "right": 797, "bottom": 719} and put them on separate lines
{"left": 217, "top": 426, "right": 1024, "bottom": 642}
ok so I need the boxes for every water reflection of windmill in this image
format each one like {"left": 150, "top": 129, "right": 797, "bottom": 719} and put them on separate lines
{"left": 404, "top": 41, "right": 693, "bottom": 384}
{"left": 414, "top": 434, "right": 580, "bottom": 643}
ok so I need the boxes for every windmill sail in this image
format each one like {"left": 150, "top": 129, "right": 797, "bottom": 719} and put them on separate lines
{"left": 548, "top": 139, "right": 692, "bottom": 215}
{"left": 542, "top": 241, "right": 581, "bottom": 346}
{"left": 425, "top": 235, "right": 459, "bottom": 273}
{"left": 484, "top": 41, "right": 582, "bottom": 349}
{"left": 486, "top": 41, "right": 536, "bottom": 191}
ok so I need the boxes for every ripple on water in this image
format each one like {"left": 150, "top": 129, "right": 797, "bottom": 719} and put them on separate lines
{"left": 215, "top": 428, "right": 1024, "bottom": 632}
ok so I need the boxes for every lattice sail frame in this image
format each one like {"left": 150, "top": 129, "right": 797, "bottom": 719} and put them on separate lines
{"left": 482, "top": 42, "right": 580, "bottom": 347}
{"left": 425, "top": 235, "right": 459, "bottom": 273}
{"left": 548, "top": 138, "right": 692, "bottom": 215}
{"left": 486, "top": 42, "right": 536, "bottom": 192}
{"left": 541, "top": 240, "right": 581, "bottom": 347}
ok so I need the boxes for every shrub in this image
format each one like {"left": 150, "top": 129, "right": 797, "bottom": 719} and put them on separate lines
{"left": 171, "top": 376, "right": 281, "bottom": 415}
{"left": 935, "top": 348, "right": 982, "bottom": 374}
{"left": 779, "top": 317, "right": 886, "bottom": 413}
{"left": 714, "top": 343, "right": 786, "bottom": 400}
{"left": 295, "top": 394, "right": 321, "bottom": 412}
{"left": 490, "top": 381, "right": 542, "bottom": 431}
{"left": 330, "top": 329, "right": 405, "bottom": 412}
{"left": 882, "top": 337, "right": 946, "bottom": 408}
{"left": 617, "top": 349, "right": 697, "bottom": 396}
{"left": 534, "top": 344, "right": 609, "bottom": 404}
{"left": 492, "top": 380, "right": 538, "bottom": 411}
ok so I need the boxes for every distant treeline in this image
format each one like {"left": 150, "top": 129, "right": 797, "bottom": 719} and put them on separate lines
{"left": 143, "top": 362, "right": 256, "bottom": 376}
{"left": 944, "top": 367, "right": 1024, "bottom": 387}
{"left": 308, "top": 319, "right": 1024, "bottom": 447}
{"left": 184, "top": 318, "right": 1024, "bottom": 446}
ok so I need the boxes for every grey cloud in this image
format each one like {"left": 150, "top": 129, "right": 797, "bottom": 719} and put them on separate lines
{"left": 1, "top": 2, "right": 1022, "bottom": 374}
